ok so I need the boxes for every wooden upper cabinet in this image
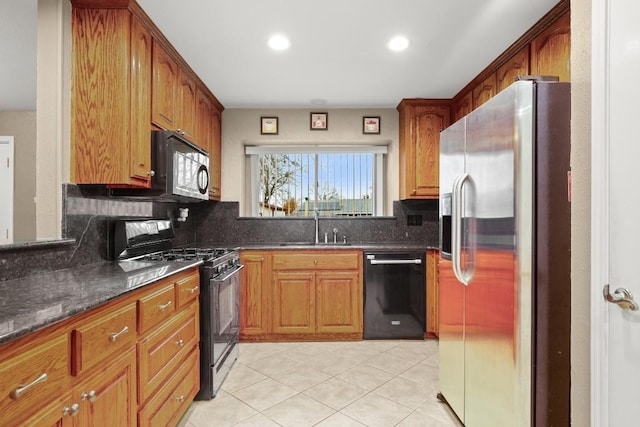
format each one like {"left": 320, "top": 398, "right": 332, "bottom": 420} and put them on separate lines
{"left": 177, "top": 69, "right": 197, "bottom": 141}
{"left": 453, "top": 92, "right": 472, "bottom": 122}
{"left": 151, "top": 40, "right": 179, "bottom": 131}
{"left": 71, "top": 8, "right": 152, "bottom": 186}
{"left": 398, "top": 100, "right": 451, "bottom": 199}
{"left": 497, "top": 45, "right": 530, "bottom": 92}
{"left": 472, "top": 73, "right": 497, "bottom": 109}
{"left": 130, "top": 17, "right": 152, "bottom": 182}
{"left": 209, "top": 109, "right": 222, "bottom": 200}
{"left": 530, "top": 11, "right": 571, "bottom": 82}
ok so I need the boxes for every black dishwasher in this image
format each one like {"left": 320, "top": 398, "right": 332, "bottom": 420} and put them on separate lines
{"left": 363, "top": 252, "right": 425, "bottom": 339}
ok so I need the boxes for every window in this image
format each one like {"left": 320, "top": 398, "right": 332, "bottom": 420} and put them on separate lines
{"left": 246, "top": 145, "right": 386, "bottom": 217}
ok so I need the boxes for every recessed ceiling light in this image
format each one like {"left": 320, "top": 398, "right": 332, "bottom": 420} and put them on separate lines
{"left": 268, "top": 34, "right": 291, "bottom": 51}
{"left": 387, "top": 35, "right": 409, "bottom": 52}
{"left": 310, "top": 98, "right": 327, "bottom": 105}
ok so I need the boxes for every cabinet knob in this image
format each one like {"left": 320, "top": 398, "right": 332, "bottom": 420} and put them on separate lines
{"left": 159, "top": 301, "right": 173, "bottom": 311}
{"left": 188, "top": 286, "right": 199, "bottom": 294}
{"left": 176, "top": 395, "right": 185, "bottom": 403}
{"left": 62, "top": 403, "right": 80, "bottom": 417}
{"left": 411, "top": 189, "right": 417, "bottom": 195}
{"left": 175, "top": 339, "right": 185, "bottom": 347}
{"left": 81, "top": 390, "right": 97, "bottom": 403}
{"left": 148, "top": 170, "right": 155, "bottom": 177}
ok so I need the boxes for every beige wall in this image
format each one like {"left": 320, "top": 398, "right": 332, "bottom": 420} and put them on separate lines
{"left": 570, "top": 0, "right": 591, "bottom": 425}
{"left": 0, "top": 111, "right": 37, "bottom": 240}
{"left": 221, "top": 108, "right": 399, "bottom": 216}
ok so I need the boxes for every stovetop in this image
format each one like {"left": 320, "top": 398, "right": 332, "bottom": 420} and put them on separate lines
{"left": 135, "top": 247, "right": 232, "bottom": 263}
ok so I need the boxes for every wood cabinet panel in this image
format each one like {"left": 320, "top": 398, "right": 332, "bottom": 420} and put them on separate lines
{"left": 0, "top": 333, "right": 69, "bottom": 425}
{"left": 15, "top": 393, "right": 73, "bottom": 427}
{"left": 315, "top": 271, "right": 361, "bottom": 333}
{"left": 272, "top": 271, "right": 316, "bottom": 334}
{"left": 472, "top": 73, "right": 497, "bottom": 109}
{"left": 496, "top": 45, "right": 530, "bottom": 92}
{"left": 398, "top": 101, "right": 451, "bottom": 199}
{"left": 151, "top": 40, "right": 179, "bottom": 131}
{"left": 138, "top": 303, "right": 198, "bottom": 404}
{"left": 71, "top": 302, "right": 137, "bottom": 376}
{"left": 71, "top": 8, "right": 152, "bottom": 186}
{"left": 177, "top": 69, "right": 197, "bottom": 141}
{"left": 129, "top": 16, "right": 153, "bottom": 182}
{"left": 272, "top": 252, "right": 359, "bottom": 270}
{"left": 138, "top": 347, "right": 199, "bottom": 427}
{"left": 426, "top": 249, "right": 439, "bottom": 338}
{"left": 209, "top": 109, "right": 222, "bottom": 200}
{"left": 453, "top": 92, "right": 472, "bottom": 122}
{"left": 530, "top": 11, "right": 570, "bottom": 82}
{"left": 240, "top": 251, "right": 272, "bottom": 337}
{"left": 174, "top": 270, "right": 200, "bottom": 308}
{"left": 75, "top": 348, "right": 137, "bottom": 427}
{"left": 138, "top": 283, "right": 176, "bottom": 333}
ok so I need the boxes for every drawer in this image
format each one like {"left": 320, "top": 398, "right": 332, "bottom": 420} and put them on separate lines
{"left": 138, "top": 283, "right": 176, "bottom": 333}
{"left": 137, "top": 302, "right": 199, "bottom": 404}
{"left": 175, "top": 270, "right": 200, "bottom": 308}
{"left": 71, "top": 302, "right": 137, "bottom": 376}
{"left": 138, "top": 347, "right": 199, "bottom": 427}
{"left": 273, "top": 252, "right": 359, "bottom": 270}
{"left": 0, "top": 333, "right": 69, "bottom": 426}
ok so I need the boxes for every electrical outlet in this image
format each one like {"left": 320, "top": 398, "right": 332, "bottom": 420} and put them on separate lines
{"left": 407, "top": 214, "right": 422, "bottom": 226}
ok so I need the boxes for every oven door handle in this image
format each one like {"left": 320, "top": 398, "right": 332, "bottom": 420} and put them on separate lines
{"left": 212, "top": 265, "right": 245, "bottom": 282}
{"left": 369, "top": 259, "right": 422, "bottom": 265}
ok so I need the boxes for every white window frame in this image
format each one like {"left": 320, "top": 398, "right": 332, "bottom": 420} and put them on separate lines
{"left": 245, "top": 145, "right": 387, "bottom": 217}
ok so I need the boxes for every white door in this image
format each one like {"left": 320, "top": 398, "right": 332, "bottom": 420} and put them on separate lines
{"left": 592, "top": 0, "right": 640, "bottom": 425}
{"left": 0, "top": 136, "right": 14, "bottom": 243}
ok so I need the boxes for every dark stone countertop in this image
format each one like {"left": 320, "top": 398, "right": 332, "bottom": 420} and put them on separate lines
{"left": 0, "top": 259, "right": 202, "bottom": 346}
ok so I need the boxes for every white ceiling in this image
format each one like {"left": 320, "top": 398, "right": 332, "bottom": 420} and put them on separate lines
{"left": 1, "top": 0, "right": 559, "bottom": 111}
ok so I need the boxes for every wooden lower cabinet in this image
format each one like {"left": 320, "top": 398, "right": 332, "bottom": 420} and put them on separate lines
{"left": 241, "top": 250, "right": 363, "bottom": 341}
{"left": 0, "top": 267, "right": 200, "bottom": 427}
{"left": 75, "top": 348, "right": 137, "bottom": 427}
{"left": 240, "top": 251, "right": 272, "bottom": 338}
{"left": 425, "top": 249, "right": 439, "bottom": 338}
{"left": 272, "top": 271, "right": 316, "bottom": 334}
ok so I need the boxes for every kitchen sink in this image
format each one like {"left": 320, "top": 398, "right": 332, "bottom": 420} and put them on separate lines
{"left": 277, "top": 242, "right": 351, "bottom": 247}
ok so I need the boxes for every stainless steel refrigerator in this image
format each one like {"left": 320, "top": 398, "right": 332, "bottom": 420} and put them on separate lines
{"left": 437, "top": 79, "right": 571, "bottom": 426}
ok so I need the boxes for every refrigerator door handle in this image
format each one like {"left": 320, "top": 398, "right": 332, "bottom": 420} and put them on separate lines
{"left": 452, "top": 173, "right": 473, "bottom": 286}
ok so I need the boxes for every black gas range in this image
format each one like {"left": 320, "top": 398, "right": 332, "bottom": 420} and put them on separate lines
{"left": 109, "top": 219, "right": 242, "bottom": 400}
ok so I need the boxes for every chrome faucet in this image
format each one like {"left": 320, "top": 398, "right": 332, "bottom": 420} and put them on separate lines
{"left": 314, "top": 208, "right": 320, "bottom": 244}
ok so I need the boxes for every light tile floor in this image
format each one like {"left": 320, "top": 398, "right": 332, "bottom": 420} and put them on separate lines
{"left": 180, "top": 340, "right": 462, "bottom": 427}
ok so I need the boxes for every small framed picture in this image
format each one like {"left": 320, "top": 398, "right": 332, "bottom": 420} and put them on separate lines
{"left": 363, "top": 116, "right": 381, "bottom": 134}
{"left": 261, "top": 116, "right": 278, "bottom": 135}
{"left": 310, "top": 112, "right": 328, "bottom": 130}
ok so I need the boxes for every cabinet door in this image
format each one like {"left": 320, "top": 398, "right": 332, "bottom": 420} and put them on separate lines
{"left": 530, "top": 11, "right": 570, "bottom": 82}
{"left": 496, "top": 45, "right": 530, "bottom": 92}
{"left": 195, "top": 88, "right": 213, "bottom": 153}
{"left": 425, "top": 249, "right": 439, "bottom": 337}
{"left": 272, "top": 272, "right": 315, "bottom": 334}
{"left": 240, "top": 252, "right": 271, "bottom": 336}
{"left": 472, "top": 73, "right": 497, "bottom": 109}
{"left": 151, "top": 40, "right": 178, "bottom": 130}
{"left": 209, "top": 109, "right": 222, "bottom": 200}
{"left": 453, "top": 92, "right": 472, "bottom": 122}
{"left": 75, "top": 348, "right": 137, "bottom": 427}
{"left": 16, "top": 393, "right": 74, "bottom": 427}
{"left": 177, "top": 69, "right": 197, "bottom": 141}
{"left": 315, "top": 271, "right": 361, "bottom": 334}
{"left": 408, "top": 105, "right": 450, "bottom": 198}
{"left": 129, "top": 16, "right": 152, "bottom": 183}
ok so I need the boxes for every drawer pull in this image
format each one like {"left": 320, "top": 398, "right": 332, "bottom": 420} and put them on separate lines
{"left": 187, "top": 286, "right": 199, "bottom": 294}
{"left": 175, "top": 339, "right": 185, "bottom": 347}
{"left": 10, "top": 373, "right": 48, "bottom": 400}
{"left": 176, "top": 395, "right": 185, "bottom": 403}
{"left": 81, "top": 390, "right": 97, "bottom": 403}
{"left": 62, "top": 403, "right": 80, "bottom": 417}
{"left": 109, "top": 326, "right": 129, "bottom": 342}
{"left": 159, "top": 301, "right": 173, "bottom": 311}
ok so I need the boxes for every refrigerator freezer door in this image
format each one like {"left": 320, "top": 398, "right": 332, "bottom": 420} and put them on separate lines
{"left": 463, "top": 81, "right": 534, "bottom": 426}
{"left": 438, "top": 118, "right": 467, "bottom": 421}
